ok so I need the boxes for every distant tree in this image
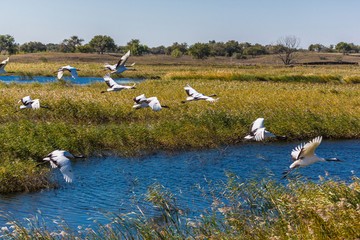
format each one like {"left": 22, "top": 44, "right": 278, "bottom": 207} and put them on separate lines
{"left": 76, "top": 44, "right": 93, "bottom": 53}
{"left": 188, "top": 43, "right": 211, "bottom": 59}
{"left": 165, "top": 42, "right": 188, "bottom": 55}
{"left": 126, "top": 39, "right": 149, "bottom": 56}
{"left": 59, "top": 36, "right": 84, "bottom": 53}
{"left": 89, "top": 35, "right": 116, "bottom": 54}
{"left": 150, "top": 45, "right": 165, "bottom": 55}
{"left": 0, "top": 34, "right": 17, "bottom": 54}
{"left": 308, "top": 44, "right": 325, "bottom": 52}
{"left": 224, "top": 40, "right": 240, "bottom": 57}
{"left": 171, "top": 49, "right": 183, "bottom": 58}
{"left": 20, "top": 41, "right": 47, "bottom": 53}
{"left": 46, "top": 43, "right": 60, "bottom": 52}
{"left": 274, "top": 36, "right": 300, "bottom": 65}
{"left": 243, "top": 44, "right": 267, "bottom": 56}
{"left": 335, "top": 42, "right": 352, "bottom": 55}
{"left": 208, "top": 41, "right": 226, "bottom": 56}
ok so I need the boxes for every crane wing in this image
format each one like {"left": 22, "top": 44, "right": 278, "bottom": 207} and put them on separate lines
{"left": 31, "top": 99, "right": 40, "bottom": 109}
{"left": 103, "top": 74, "right": 118, "bottom": 88}
{"left": 253, "top": 128, "right": 265, "bottom": 141}
{"left": 70, "top": 69, "right": 78, "bottom": 79}
{"left": 0, "top": 57, "right": 9, "bottom": 69}
{"left": 116, "top": 50, "right": 130, "bottom": 68}
{"left": 57, "top": 71, "right": 64, "bottom": 79}
{"left": 134, "top": 94, "right": 147, "bottom": 104}
{"left": 148, "top": 97, "right": 162, "bottom": 111}
{"left": 300, "top": 136, "right": 322, "bottom": 158}
{"left": 249, "top": 118, "right": 264, "bottom": 134}
{"left": 59, "top": 163, "right": 74, "bottom": 183}
{"left": 20, "top": 96, "right": 32, "bottom": 105}
{"left": 184, "top": 84, "right": 199, "bottom": 97}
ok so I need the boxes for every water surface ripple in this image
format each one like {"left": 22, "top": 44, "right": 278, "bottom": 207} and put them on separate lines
{"left": 0, "top": 140, "right": 359, "bottom": 228}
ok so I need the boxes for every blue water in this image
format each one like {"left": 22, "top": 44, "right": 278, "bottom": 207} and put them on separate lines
{"left": 0, "top": 140, "right": 359, "bottom": 229}
{"left": 0, "top": 76, "right": 146, "bottom": 85}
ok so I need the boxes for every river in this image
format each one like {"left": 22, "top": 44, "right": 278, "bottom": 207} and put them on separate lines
{"left": 0, "top": 140, "right": 359, "bottom": 229}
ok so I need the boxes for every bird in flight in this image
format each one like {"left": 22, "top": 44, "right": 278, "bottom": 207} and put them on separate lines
{"left": 56, "top": 65, "right": 80, "bottom": 79}
{"left": 128, "top": 94, "right": 169, "bottom": 115}
{"left": 282, "top": 136, "right": 341, "bottom": 179}
{"left": 0, "top": 57, "right": 10, "bottom": 75}
{"left": 101, "top": 73, "right": 136, "bottom": 93}
{"left": 104, "top": 50, "right": 136, "bottom": 74}
{"left": 244, "top": 118, "right": 286, "bottom": 141}
{"left": 15, "top": 96, "right": 51, "bottom": 112}
{"left": 181, "top": 84, "right": 217, "bottom": 103}
{"left": 43, "top": 150, "right": 85, "bottom": 183}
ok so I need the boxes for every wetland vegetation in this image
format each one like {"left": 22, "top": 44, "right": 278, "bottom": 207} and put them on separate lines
{"left": 1, "top": 52, "right": 360, "bottom": 238}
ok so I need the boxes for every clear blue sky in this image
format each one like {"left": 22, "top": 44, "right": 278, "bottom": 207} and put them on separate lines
{"left": 3, "top": 0, "right": 360, "bottom": 48}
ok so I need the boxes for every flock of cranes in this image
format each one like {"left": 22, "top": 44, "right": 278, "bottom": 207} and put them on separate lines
{"left": 0, "top": 51, "right": 342, "bottom": 183}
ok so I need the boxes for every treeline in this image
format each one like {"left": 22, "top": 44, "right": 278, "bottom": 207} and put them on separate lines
{"left": 0, "top": 34, "right": 359, "bottom": 60}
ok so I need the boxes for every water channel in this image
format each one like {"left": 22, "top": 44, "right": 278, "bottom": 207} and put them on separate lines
{"left": 0, "top": 140, "right": 358, "bottom": 229}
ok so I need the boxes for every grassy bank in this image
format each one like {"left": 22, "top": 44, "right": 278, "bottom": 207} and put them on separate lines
{"left": 2, "top": 52, "right": 360, "bottom": 83}
{"left": 0, "top": 79, "right": 360, "bottom": 192}
{"left": 2, "top": 174, "right": 360, "bottom": 239}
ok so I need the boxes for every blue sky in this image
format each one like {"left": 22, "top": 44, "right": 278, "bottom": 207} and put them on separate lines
{"left": 3, "top": 0, "right": 360, "bottom": 48}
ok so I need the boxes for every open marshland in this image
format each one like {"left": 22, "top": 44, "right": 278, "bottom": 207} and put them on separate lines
{"left": 1, "top": 53, "right": 360, "bottom": 238}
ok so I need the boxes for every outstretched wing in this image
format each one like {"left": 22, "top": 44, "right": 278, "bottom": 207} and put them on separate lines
{"left": 21, "top": 96, "right": 32, "bottom": 105}
{"left": 116, "top": 50, "right": 130, "bottom": 68}
{"left": 249, "top": 118, "right": 264, "bottom": 134}
{"left": 59, "top": 162, "right": 74, "bottom": 183}
{"left": 184, "top": 84, "right": 199, "bottom": 97}
{"left": 31, "top": 99, "right": 40, "bottom": 109}
{"left": 70, "top": 69, "right": 78, "bottom": 79}
{"left": 301, "top": 136, "right": 322, "bottom": 158}
{"left": 0, "top": 57, "right": 9, "bottom": 69}
{"left": 148, "top": 97, "right": 162, "bottom": 111}
{"left": 253, "top": 128, "right": 265, "bottom": 141}
{"left": 103, "top": 74, "right": 118, "bottom": 88}
{"left": 291, "top": 143, "right": 304, "bottom": 161}
{"left": 134, "top": 94, "right": 147, "bottom": 104}
{"left": 57, "top": 70, "right": 64, "bottom": 79}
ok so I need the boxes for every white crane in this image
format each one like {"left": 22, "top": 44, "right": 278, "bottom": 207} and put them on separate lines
{"left": 16, "top": 96, "right": 50, "bottom": 112}
{"left": 128, "top": 94, "right": 169, "bottom": 115}
{"left": 244, "top": 118, "right": 286, "bottom": 141}
{"left": 101, "top": 73, "right": 136, "bottom": 93}
{"left": 181, "top": 84, "right": 217, "bottom": 103}
{"left": 56, "top": 65, "right": 80, "bottom": 79}
{"left": 43, "top": 150, "right": 85, "bottom": 183}
{"left": 43, "top": 150, "right": 75, "bottom": 183}
{"left": 104, "top": 50, "right": 136, "bottom": 74}
{"left": 0, "top": 57, "right": 10, "bottom": 74}
{"left": 282, "top": 136, "right": 341, "bottom": 179}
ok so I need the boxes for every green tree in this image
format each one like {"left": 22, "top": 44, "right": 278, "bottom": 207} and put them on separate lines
{"left": 126, "top": 39, "right": 149, "bottom": 56}
{"left": 165, "top": 42, "right": 188, "bottom": 55}
{"left": 208, "top": 41, "right": 226, "bottom": 56}
{"left": 308, "top": 44, "right": 325, "bottom": 52}
{"left": 188, "top": 43, "right": 211, "bottom": 59}
{"left": 243, "top": 44, "right": 267, "bottom": 56}
{"left": 76, "top": 44, "right": 93, "bottom": 53}
{"left": 0, "top": 35, "right": 17, "bottom": 54}
{"left": 171, "top": 49, "right": 183, "bottom": 58}
{"left": 20, "top": 41, "right": 46, "bottom": 53}
{"left": 59, "top": 36, "right": 84, "bottom": 53}
{"left": 89, "top": 35, "right": 116, "bottom": 54}
{"left": 224, "top": 40, "right": 240, "bottom": 57}
{"left": 335, "top": 42, "right": 352, "bottom": 55}
{"left": 151, "top": 45, "right": 165, "bottom": 54}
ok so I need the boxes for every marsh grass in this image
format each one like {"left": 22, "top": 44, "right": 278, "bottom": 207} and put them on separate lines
{"left": 1, "top": 79, "right": 360, "bottom": 192}
{"left": 3, "top": 174, "right": 360, "bottom": 239}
